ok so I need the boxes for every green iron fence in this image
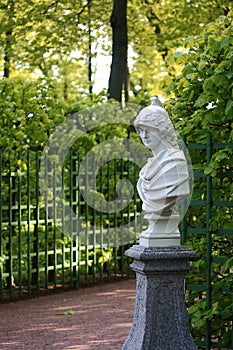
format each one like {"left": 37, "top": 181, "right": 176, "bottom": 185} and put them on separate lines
{"left": 181, "top": 135, "right": 233, "bottom": 350}
{"left": 0, "top": 148, "right": 141, "bottom": 301}
{"left": 0, "top": 134, "right": 232, "bottom": 349}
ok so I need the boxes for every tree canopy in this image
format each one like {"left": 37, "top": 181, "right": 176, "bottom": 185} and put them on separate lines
{"left": 1, "top": 0, "right": 232, "bottom": 99}
{"left": 0, "top": 0, "right": 230, "bottom": 152}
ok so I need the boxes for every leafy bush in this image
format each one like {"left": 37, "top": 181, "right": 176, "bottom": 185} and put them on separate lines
{"left": 163, "top": 11, "right": 233, "bottom": 348}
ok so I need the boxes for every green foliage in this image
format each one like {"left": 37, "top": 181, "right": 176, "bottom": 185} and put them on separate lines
{"left": 163, "top": 11, "right": 233, "bottom": 144}
{"left": 128, "top": 0, "right": 232, "bottom": 96}
{"left": 0, "top": 77, "right": 66, "bottom": 152}
{"left": 163, "top": 11, "right": 233, "bottom": 348}
{"left": 0, "top": 76, "right": 111, "bottom": 158}
{"left": 1, "top": 0, "right": 231, "bottom": 97}
{"left": 188, "top": 253, "right": 233, "bottom": 348}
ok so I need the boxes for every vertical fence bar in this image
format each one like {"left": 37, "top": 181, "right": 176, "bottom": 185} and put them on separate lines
{"left": 180, "top": 209, "right": 187, "bottom": 245}
{"left": 180, "top": 135, "right": 187, "bottom": 246}
{"left": 17, "top": 152, "right": 22, "bottom": 297}
{"left": 120, "top": 157, "right": 124, "bottom": 277}
{"left": 61, "top": 151, "right": 65, "bottom": 289}
{"left": 133, "top": 156, "right": 139, "bottom": 241}
{"left": 99, "top": 161, "right": 104, "bottom": 282}
{"left": 44, "top": 152, "right": 49, "bottom": 292}
{"left": 232, "top": 294, "right": 233, "bottom": 350}
{"left": 27, "top": 151, "right": 31, "bottom": 295}
{"left": 0, "top": 149, "right": 2, "bottom": 300}
{"left": 206, "top": 133, "right": 212, "bottom": 349}
{"left": 76, "top": 152, "right": 81, "bottom": 287}
{"left": 92, "top": 153, "right": 96, "bottom": 284}
{"left": 113, "top": 158, "right": 117, "bottom": 278}
{"left": 180, "top": 195, "right": 188, "bottom": 246}
{"left": 32, "top": 150, "right": 40, "bottom": 293}
{"left": 107, "top": 159, "right": 111, "bottom": 281}
{"left": 70, "top": 150, "right": 77, "bottom": 287}
{"left": 53, "top": 160, "right": 57, "bottom": 290}
{"left": 7, "top": 157, "right": 13, "bottom": 298}
{"left": 85, "top": 156, "right": 89, "bottom": 283}
{"left": 69, "top": 151, "right": 74, "bottom": 287}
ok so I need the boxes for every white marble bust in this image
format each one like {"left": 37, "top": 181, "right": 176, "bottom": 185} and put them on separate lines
{"left": 134, "top": 97, "right": 190, "bottom": 247}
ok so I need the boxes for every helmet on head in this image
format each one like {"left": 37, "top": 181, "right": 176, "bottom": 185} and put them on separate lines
{"left": 134, "top": 97, "right": 178, "bottom": 149}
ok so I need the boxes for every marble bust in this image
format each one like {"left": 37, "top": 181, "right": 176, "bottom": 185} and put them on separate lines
{"left": 134, "top": 97, "right": 190, "bottom": 247}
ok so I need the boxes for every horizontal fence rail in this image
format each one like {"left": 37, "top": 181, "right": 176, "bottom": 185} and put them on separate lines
{"left": 0, "top": 148, "right": 143, "bottom": 301}
{"left": 0, "top": 134, "right": 232, "bottom": 349}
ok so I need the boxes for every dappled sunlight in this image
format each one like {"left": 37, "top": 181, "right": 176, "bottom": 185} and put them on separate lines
{"left": 0, "top": 279, "right": 135, "bottom": 349}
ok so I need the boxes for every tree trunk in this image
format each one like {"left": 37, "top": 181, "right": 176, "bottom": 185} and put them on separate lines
{"left": 108, "top": 0, "right": 128, "bottom": 103}
{"left": 4, "top": 1, "right": 15, "bottom": 78}
{"left": 88, "top": 1, "right": 93, "bottom": 95}
{"left": 4, "top": 30, "right": 12, "bottom": 78}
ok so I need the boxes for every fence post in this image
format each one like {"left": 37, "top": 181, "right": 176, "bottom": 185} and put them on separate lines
{"left": 0, "top": 149, "right": 2, "bottom": 298}
{"left": 206, "top": 133, "right": 213, "bottom": 349}
{"left": 31, "top": 150, "right": 40, "bottom": 291}
{"left": 6, "top": 158, "right": 13, "bottom": 293}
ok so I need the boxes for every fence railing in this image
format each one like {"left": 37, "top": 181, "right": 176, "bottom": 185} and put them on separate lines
{"left": 0, "top": 148, "right": 143, "bottom": 301}
{"left": 0, "top": 135, "right": 232, "bottom": 349}
{"left": 182, "top": 135, "right": 233, "bottom": 350}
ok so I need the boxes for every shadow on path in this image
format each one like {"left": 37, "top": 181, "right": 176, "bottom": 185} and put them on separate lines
{"left": 0, "top": 278, "right": 136, "bottom": 350}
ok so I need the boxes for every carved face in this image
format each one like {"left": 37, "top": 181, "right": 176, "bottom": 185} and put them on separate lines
{"left": 137, "top": 127, "right": 161, "bottom": 150}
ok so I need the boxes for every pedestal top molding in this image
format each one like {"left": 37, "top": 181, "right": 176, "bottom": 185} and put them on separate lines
{"left": 125, "top": 245, "right": 198, "bottom": 261}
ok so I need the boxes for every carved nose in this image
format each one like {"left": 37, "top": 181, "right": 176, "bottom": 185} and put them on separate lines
{"left": 142, "top": 130, "right": 148, "bottom": 138}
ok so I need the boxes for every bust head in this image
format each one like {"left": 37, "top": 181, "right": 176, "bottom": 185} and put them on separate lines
{"left": 134, "top": 97, "right": 178, "bottom": 150}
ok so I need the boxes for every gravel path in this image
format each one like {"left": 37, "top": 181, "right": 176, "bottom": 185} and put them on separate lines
{"left": 0, "top": 278, "right": 136, "bottom": 350}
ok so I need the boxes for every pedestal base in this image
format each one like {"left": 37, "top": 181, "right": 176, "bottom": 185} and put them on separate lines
{"left": 122, "top": 245, "right": 198, "bottom": 350}
{"left": 139, "top": 236, "right": 180, "bottom": 247}
{"left": 139, "top": 213, "right": 180, "bottom": 247}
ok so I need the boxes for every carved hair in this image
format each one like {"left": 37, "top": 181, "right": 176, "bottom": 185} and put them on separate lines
{"left": 134, "top": 99, "right": 178, "bottom": 149}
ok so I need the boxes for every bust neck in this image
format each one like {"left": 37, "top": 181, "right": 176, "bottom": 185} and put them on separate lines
{"left": 151, "top": 140, "right": 172, "bottom": 157}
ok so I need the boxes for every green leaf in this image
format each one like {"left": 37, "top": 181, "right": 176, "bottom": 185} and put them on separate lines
{"left": 214, "top": 74, "right": 227, "bottom": 87}
{"left": 203, "top": 78, "right": 214, "bottom": 92}
{"left": 220, "top": 35, "right": 230, "bottom": 48}
{"left": 224, "top": 257, "right": 233, "bottom": 269}
{"left": 225, "top": 71, "right": 233, "bottom": 79}
{"left": 225, "top": 100, "right": 233, "bottom": 117}
{"left": 188, "top": 304, "right": 199, "bottom": 314}
{"left": 194, "top": 94, "right": 210, "bottom": 107}
{"left": 204, "top": 166, "right": 215, "bottom": 176}
{"left": 195, "top": 319, "right": 206, "bottom": 329}
{"left": 221, "top": 308, "right": 232, "bottom": 320}
{"left": 56, "top": 310, "right": 75, "bottom": 316}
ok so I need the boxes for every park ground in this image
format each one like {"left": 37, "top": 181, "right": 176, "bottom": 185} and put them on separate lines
{"left": 0, "top": 278, "right": 136, "bottom": 350}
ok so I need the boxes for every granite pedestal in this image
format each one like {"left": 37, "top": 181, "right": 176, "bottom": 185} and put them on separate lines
{"left": 122, "top": 245, "right": 198, "bottom": 350}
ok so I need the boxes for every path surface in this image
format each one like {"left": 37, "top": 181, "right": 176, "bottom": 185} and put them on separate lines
{"left": 0, "top": 278, "right": 136, "bottom": 350}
